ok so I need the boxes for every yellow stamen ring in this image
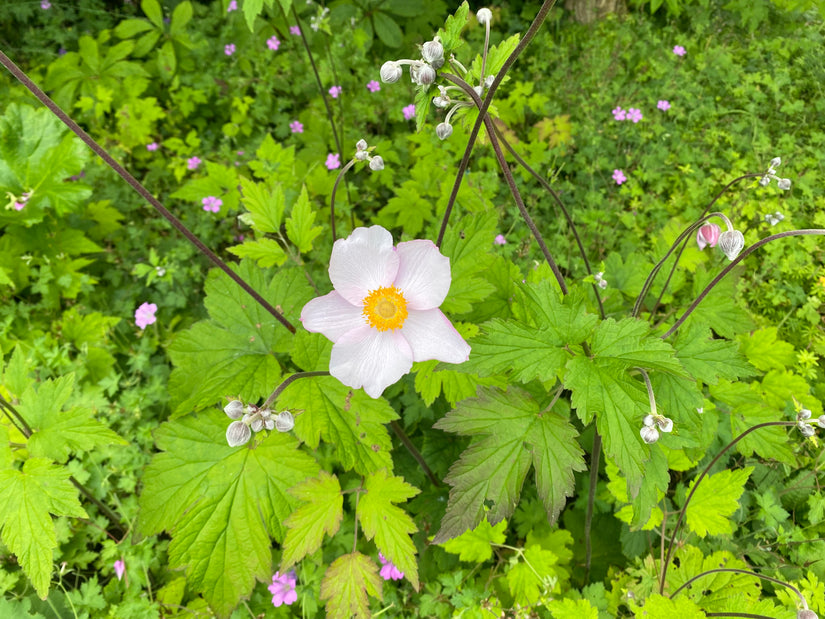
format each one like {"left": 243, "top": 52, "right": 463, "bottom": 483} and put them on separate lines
{"left": 362, "top": 286, "right": 408, "bottom": 331}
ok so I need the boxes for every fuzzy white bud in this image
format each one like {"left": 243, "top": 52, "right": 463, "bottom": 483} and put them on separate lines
{"left": 421, "top": 40, "right": 444, "bottom": 67}
{"left": 415, "top": 63, "right": 436, "bottom": 86}
{"left": 275, "top": 411, "right": 295, "bottom": 432}
{"left": 226, "top": 421, "right": 251, "bottom": 447}
{"left": 718, "top": 229, "right": 745, "bottom": 261}
{"left": 224, "top": 400, "right": 244, "bottom": 419}
{"left": 640, "top": 425, "right": 659, "bottom": 444}
{"left": 436, "top": 122, "right": 453, "bottom": 140}
{"left": 369, "top": 156, "right": 384, "bottom": 171}
{"left": 770, "top": 156, "right": 781, "bottom": 167}
{"left": 799, "top": 423, "right": 816, "bottom": 438}
{"left": 477, "top": 8, "right": 492, "bottom": 24}
{"left": 355, "top": 150, "right": 369, "bottom": 161}
{"left": 380, "top": 61, "right": 402, "bottom": 83}
{"left": 777, "top": 178, "right": 791, "bottom": 190}
{"left": 355, "top": 139, "right": 368, "bottom": 151}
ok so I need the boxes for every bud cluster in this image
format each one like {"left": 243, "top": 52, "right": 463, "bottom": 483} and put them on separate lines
{"left": 379, "top": 37, "right": 444, "bottom": 88}
{"left": 223, "top": 399, "right": 295, "bottom": 447}
{"left": 640, "top": 413, "right": 674, "bottom": 444}
{"left": 355, "top": 138, "right": 384, "bottom": 171}
{"left": 594, "top": 271, "right": 608, "bottom": 290}
{"left": 759, "top": 156, "right": 791, "bottom": 190}
{"left": 764, "top": 211, "right": 784, "bottom": 226}
{"left": 796, "top": 408, "right": 824, "bottom": 438}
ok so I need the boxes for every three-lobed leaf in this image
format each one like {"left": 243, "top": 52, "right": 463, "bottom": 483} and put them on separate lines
{"left": 684, "top": 467, "right": 753, "bottom": 537}
{"left": 320, "top": 552, "right": 382, "bottom": 619}
{"left": 280, "top": 472, "right": 344, "bottom": 570}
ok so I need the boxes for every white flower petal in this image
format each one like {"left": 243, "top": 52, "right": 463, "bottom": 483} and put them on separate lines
{"left": 329, "top": 226, "right": 399, "bottom": 304}
{"left": 394, "top": 240, "right": 452, "bottom": 310}
{"left": 301, "top": 291, "right": 366, "bottom": 341}
{"left": 329, "top": 326, "right": 413, "bottom": 398}
{"left": 401, "top": 309, "right": 470, "bottom": 364}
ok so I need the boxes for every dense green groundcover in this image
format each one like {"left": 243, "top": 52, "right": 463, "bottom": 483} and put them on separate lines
{"left": 1, "top": 0, "right": 825, "bottom": 617}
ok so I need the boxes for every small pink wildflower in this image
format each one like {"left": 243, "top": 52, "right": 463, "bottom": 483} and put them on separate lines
{"left": 325, "top": 153, "right": 341, "bottom": 170}
{"left": 366, "top": 80, "right": 381, "bottom": 93}
{"left": 202, "top": 196, "right": 222, "bottom": 213}
{"left": 41, "top": 0, "right": 51, "bottom": 9}
{"left": 113, "top": 560, "right": 125, "bottom": 581}
{"left": 696, "top": 223, "right": 720, "bottom": 250}
{"left": 329, "top": 85, "right": 342, "bottom": 98}
{"left": 612, "top": 169, "right": 627, "bottom": 185}
{"left": 627, "top": 108, "right": 643, "bottom": 123}
{"left": 227, "top": 0, "right": 237, "bottom": 11}
{"left": 657, "top": 100, "right": 671, "bottom": 111}
{"left": 494, "top": 234, "right": 507, "bottom": 246}
{"left": 402, "top": 104, "right": 415, "bottom": 121}
{"left": 268, "top": 571, "right": 297, "bottom": 607}
{"left": 13, "top": 201, "right": 26, "bottom": 211}
{"left": 673, "top": 45, "right": 686, "bottom": 56}
{"left": 612, "top": 106, "right": 626, "bottom": 121}
{"left": 267, "top": 36, "right": 280, "bottom": 50}
{"left": 146, "top": 142, "right": 159, "bottom": 151}
{"left": 378, "top": 553, "right": 404, "bottom": 581}
{"left": 187, "top": 156, "right": 201, "bottom": 170}
{"left": 290, "top": 26, "right": 301, "bottom": 36}
{"left": 225, "top": 43, "right": 236, "bottom": 56}
{"left": 135, "top": 303, "right": 157, "bottom": 329}
{"left": 290, "top": 120, "right": 304, "bottom": 133}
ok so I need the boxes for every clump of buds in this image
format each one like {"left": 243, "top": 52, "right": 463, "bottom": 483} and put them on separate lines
{"left": 640, "top": 413, "right": 673, "bottom": 444}
{"left": 759, "top": 156, "right": 791, "bottom": 190}
{"left": 355, "top": 139, "right": 384, "bottom": 171}
{"left": 223, "top": 399, "right": 295, "bottom": 447}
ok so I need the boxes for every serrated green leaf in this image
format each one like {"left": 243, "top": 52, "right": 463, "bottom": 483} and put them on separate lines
{"left": 278, "top": 375, "right": 397, "bottom": 475}
{"left": 632, "top": 594, "right": 705, "bottom": 619}
{"left": 0, "top": 458, "right": 87, "bottom": 598}
{"left": 441, "top": 518, "right": 506, "bottom": 562}
{"left": 138, "top": 414, "right": 318, "bottom": 617}
{"left": 320, "top": 552, "right": 382, "bottom": 619}
{"left": 439, "top": 213, "right": 497, "bottom": 314}
{"left": 413, "top": 358, "right": 502, "bottom": 407}
{"left": 684, "top": 467, "right": 752, "bottom": 537}
{"left": 674, "top": 326, "right": 756, "bottom": 384}
{"left": 372, "top": 11, "right": 402, "bottom": 47}
{"left": 507, "top": 545, "right": 557, "bottom": 605}
{"left": 433, "top": 387, "right": 584, "bottom": 543}
{"left": 238, "top": 176, "right": 284, "bottom": 233}
{"left": 227, "top": 238, "right": 287, "bottom": 268}
{"left": 683, "top": 266, "right": 753, "bottom": 338}
{"left": 289, "top": 330, "right": 332, "bottom": 372}
{"left": 114, "top": 18, "right": 155, "bottom": 39}
{"left": 170, "top": 162, "right": 240, "bottom": 211}
{"left": 737, "top": 327, "right": 796, "bottom": 372}
{"left": 590, "top": 317, "right": 688, "bottom": 377}
{"left": 242, "top": 0, "right": 264, "bottom": 30}
{"left": 281, "top": 472, "right": 343, "bottom": 570}
{"left": 285, "top": 186, "right": 322, "bottom": 254}
{"left": 667, "top": 546, "right": 760, "bottom": 610}
{"left": 27, "top": 405, "right": 126, "bottom": 464}
{"left": 547, "top": 598, "right": 599, "bottom": 619}
{"left": 436, "top": 1, "right": 469, "bottom": 53}
{"left": 359, "top": 469, "right": 420, "bottom": 590}
{"left": 3, "top": 344, "right": 30, "bottom": 397}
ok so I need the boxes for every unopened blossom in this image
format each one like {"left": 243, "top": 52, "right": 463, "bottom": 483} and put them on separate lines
{"left": 301, "top": 226, "right": 471, "bottom": 398}
{"left": 366, "top": 80, "right": 381, "bottom": 92}
{"left": 640, "top": 425, "right": 659, "bottom": 444}
{"left": 402, "top": 104, "right": 415, "bottom": 121}
{"left": 644, "top": 414, "right": 673, "bottom": 433}
{"left": 289, "top": 120, "right": 303, "bottom": 133}
{"left": 274, "top": 411, "right": 295, "bottom": 432}
{"left": 202, "top": 196, "right": 222, "bottom": 213}
{"left": 718, "top": 229, "right": 745, "bottom": 261}
{"left": 114, "top": 560, "right": 125, "bottom": 581}
{"left": 696, "top": 223, "right": 720, "bottom": 250}
{"left": 378, "top": 553, "right": 404, "bottom": 581}
{"left": 657, "top": 100, "right": 671, "bottom": 111}
{"left": 477, "top": 8, "right": 493, "bottom": 24}
{"left": 436, "top": 122, "right": 453, "bottom": 140}
{"left": 627, "top": 108, "right": 643, "bottom": 123}
{"left": 325, "top": 153, "right": 341, "bottom": 170}
{"left": 329, "top": 85, "right": 342, "bottom": 98}
{"left": 369, "top": 156, "right": 384, "bottom": 171}
{"left": 187, "top": 156, "right": 201, "bottom": 170}
{"left": 269, "top": 571, "right": 298, "bottom": 607}
{"left": 41, "top": 0, "right": 51, "bottom": 8}
{"left": 612, "top": 106, "right": 626, "bottom": 121}
{"left": 380, "top": 61, "right": 402, "bottom": 83}
{"left": 612, "top": 169, "right": 627, "bottom": 185}
{"left": 594, "top": 272, "right": 608, "bottom": 290}
{"left": 673, "top": 45, "right": 686, "bottom": 56}
{"left": 227, "top": 0, "right": 237, "bottom": 11}
{"left": 224, "top": 400, "right": 244, "bottom": 419}
{"left": 267, "top": 36, "right": 280, "bottom": 50}
{"left": 134, "top": 302, "right": 157, "bottom": 329}
{"left": 146, "top": 142, "right": 159, "bottom": 151}
{"left": 494, "top": 234, "right": 506, "bottom": 246}
{"left": 226, "top": 420, "right": 251, "bottom": 447}
{"left": 224, "top": 43, "right": 236, "bottom": 56}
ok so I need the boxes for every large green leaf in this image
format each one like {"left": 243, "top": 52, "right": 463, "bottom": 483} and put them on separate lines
{"left": 138, "top": 414, "right": 318, "bottom": 617}
{"left": 280, "top": 472, "right": 343, "bottom": 570}
{"left": 319, "top": 552, "right": 382, "bottom": 619}
{"left": 432, "top": 387, "right": 584, "bottom": 543}
{"left": 684, "top": 467, "right": 752, "bottom": 537}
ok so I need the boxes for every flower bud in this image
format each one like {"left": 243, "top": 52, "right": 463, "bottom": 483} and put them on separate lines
{"left": 421, "top": 40, "right": 444, "bottom": 66}
{"left": 797, "top": 611, "right": 818, "bottom": 619}
{"left": 477, "top": 8, "right": 492, "bottom": 24}
{"left": 598, "top": 279, "right": 607, "bottom": 290}
{"left": 799, "top": 423, "right": 816, "bottom": 438}
{"left": 818, "top": 415, "right": 825, "bottom": 426}
{"left": 770, "top": 156, "right": 781, "bottom": 167}
{"left": 275, "top": 411, "right": 295, "bottom": 432}
{"left": 759, "top": 175, "right": 771, "bottom": 187}
{"left": 777, "top": 178, "right": 791, "bottom": 190}
{"left": 369, "top": 156, "right": 384, "bottom": 171}
{"left": 226, "top": 421, "right": 252, "bottom": 447}
{"left": 799, "top": 408, "right": 812, "bottom": 421}
{"left": 355, "top": 150, "right": 368, "bottom": 161}
{"left": 484, "top": 75, "right": 495, "bottom": 88}
{"left": 657, "top": 417, "right": 673, "bottom": 433}
{"left": 380, "top": 61, "right": 402, "bottom": 83}
{"left": 696, "top": 223, "right": 720, "bottom": 250}
{"left": 436, "top": 122, "right": 453, "bottom": 140}
{"left": 356, "top": 139, "right": 368, "bottom": 151}
{"left": 415, "top": 63, "right": 436, "bottom": 86}
{"left": 640, "top": 425, "right": 659, "bottom": 444}
{"left": 433, "top": 96, "right": 449, "bottom": 109}
{"left": 718, "top": 229, "right": 745, "bottom": 261}
{"left": 224, "top": 400, "right": 244, "bottom": 419}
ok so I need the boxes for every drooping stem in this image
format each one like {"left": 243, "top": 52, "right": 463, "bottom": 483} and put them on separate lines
{"left": 662, "top": 229, "right": 825, "bottom": 339}
{"left": 0, "top": 51, "right": 296, "bottom": 334}
{"left": 659, "top": 421, "right": 796, "bottom": 594}
{"left": 262, "top": 371, "right": 330, "bottom": 409}
{"left": 443, "top": 72, "right": 568, "bottom": 294}
{"left": 670, "top": 567, "right": 810, "bottom": 610}
{"left": 390, "top": 421, "right": 441, "bottom": 487}
{"left": 329, "top": 160, "right": 356, "bottom": 241}
{"left": 436, "top": 0, "right": 558, "bottom": 248}
{"left": 584, "top": 430, "right": 602, "bottom": 584}
{"left": 0, "top": 395, "right": 32, "bottom": 437}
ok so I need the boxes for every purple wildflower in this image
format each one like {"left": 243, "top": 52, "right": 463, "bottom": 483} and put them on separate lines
{"left": 627, "top": 108, "right": 643, "bottom": 123}
{"left": 146, "top": 142, "right": 159, "bottom": 151}
{"left": 329, "top": 85, "right": 342, "bottom": 98}
{"left": 673, "top": 45, "right": 686, "bottom": 56}
{"left": 202, "top": 196, "right": 222, "bottom": 213}
{"left": 612, "top": 169, "right": 627, "bottom": 185}
{"left": 612, "top": 106, "right": 626, "bottom": 121}
{"left": 290, "top": 121, "right": 304, "bottom": 133}
{"left": 494, "top": 234, "right": 507, "bottom": 246}
{"left": 227, "top": 0, "right": 237, "bottom": 11}
{"left": 114, "top": 560, "right": 125, "bottom": 581}
{"left": 402, "top": 104, "right": 415, "bottom": 121}
{"left": 290, "top": 26, "right": 301, "bottom": 36}
{"left": 378, "top": 553, "right": 404, "bottom": 581}
{"left": 135, "top": 303, "right": 157, "bottom": 329}
{"left": 366, "top": 80, "right": 381, "bottom": 93}
{"left": 268, "top": 571, "right": 297, "bottom": 607}
{"left": 187, "top": 156, "right": 201, "bottom": 170}
{"left": 41, "top": 0, "right": 51, "bottom": 9}
{"left": 225, "top": 43, "right": 236, "bottom": 56}
{"left": 325, "top": 153, "right": 341, "bottom": 170}
{"left": 657, "top": 100, "right": 671, "bottom": 111}
{"left": 267, "top": 36, "right": 280, "bottom": 50}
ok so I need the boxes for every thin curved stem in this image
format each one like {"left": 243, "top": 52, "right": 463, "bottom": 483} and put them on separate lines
{"left": 494, "top": 126, "right": 605, "bottom": 318}
{"left": 584, "top": 431, "right": 601, "bottom": 584}
{"left": 0, "top": 395, "right": 33, "bottom": 437}
{"left": 671, "top": 567, "right": 809, "bottom": 610}
{"left": 0, "top": 50, "right": 296, "bottom": 334}
{"left": 659, "top": 421, "right": 796, "bottom": 594}
{"left": 330, "top": 159, "right": 356, "bottom": 241}
{"left": 262, "top": 371, "right": 330, "bottom": 409}
{"left": 704, "top": 613, "right": 777, "bottom": 619}
{"left": 436, "top": 0, "right": 558, "bottom": 248}
{"left": 662, "top": 230, "right": 825, "bottom": 339}
{"left": 443, "top": 72, "right": 567, "bottom": 294}
{"left": 390, "top": 421, "right": 441, "bottom": 487}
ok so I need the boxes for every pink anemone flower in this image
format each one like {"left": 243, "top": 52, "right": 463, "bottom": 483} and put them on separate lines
{"left": 696, "top": 223, "right": 721, "bottom": 250}
{"left": 300, "top": 226, "right": 470, "bottom": 398}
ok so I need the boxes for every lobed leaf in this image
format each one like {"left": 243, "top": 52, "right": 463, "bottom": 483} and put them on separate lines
{"left": 280, "top": 472, "right": 344, "bottom": 570}
{"left": 320, "top": 552, "right": 382, "bottom": 619}
{"left": 684, "top": 467, "right": 753, "bottom": 538}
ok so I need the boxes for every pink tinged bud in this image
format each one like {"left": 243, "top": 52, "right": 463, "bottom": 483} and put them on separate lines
{"left": 640, "top": 425, "right": 659, "bottom": 444}
{"left": 275, "top": 411, "right": 295, "bottom": 432}
{"left": 113, "top": 560, "right": 125, "bottom": 581}
{"left": 226, "top": 421, "right": 252, "bottom": 447}
{"left": 380, "top": 61, "right": 402, "bottom": 83}
{"left": 718, "top": 229, "right": 745, "bottom": 261}
{"left": 415, "top": 63, "right": 436, "bottom": 86}
{"left": 696, "top": 223, "right": 721, "bottom": 250}
{"left": 224, "top": 400, "right": 244, "bottom": 419}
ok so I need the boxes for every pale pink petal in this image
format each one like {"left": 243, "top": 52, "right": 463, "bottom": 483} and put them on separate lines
{"left": 393, "top": 240, "right": 452, "bottom": 310}
{"left": 401, "top": 309, "right": 470, "bottom": 364}
{"left": 329, "top": 226, "right": 399, "bottom": 305}
{"left": 300, "top": 291, "right": 365, "bottom": 341}
{"left": 329, "top": 326, "right": 412, "bottom": 398}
